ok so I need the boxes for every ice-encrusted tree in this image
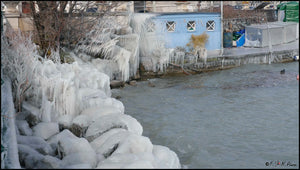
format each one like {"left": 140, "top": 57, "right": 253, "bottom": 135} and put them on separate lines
{"left": 28, "top": 1, "right": 122, "bottom": 60}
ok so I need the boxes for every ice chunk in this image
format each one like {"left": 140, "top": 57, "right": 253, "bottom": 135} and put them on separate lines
{"left": 85, "top": 114, "right": 143, "bottom": 142}
{"left": 17, "top": 135, "right": 55, "bottom": 156}
{"left": 15, "top": 120, "right": 33, "bottom": 136}
{"left": 32, "top": 122, "right": 59, "bottom": 140}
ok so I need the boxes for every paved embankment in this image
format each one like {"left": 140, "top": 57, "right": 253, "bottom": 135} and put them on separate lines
{"left": 140, "top": 40, "right": 299, "bottom": 78}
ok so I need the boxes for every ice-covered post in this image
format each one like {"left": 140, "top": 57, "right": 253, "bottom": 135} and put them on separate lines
{"left": 220, "top": 1, "right": 224, "bottom": 56}
{"left": 266, "top": 20, "right": 273, "bottom": 64}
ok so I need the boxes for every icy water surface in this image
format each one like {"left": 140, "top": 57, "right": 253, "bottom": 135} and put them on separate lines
{"left": 112, "top": 62, "right": 299, "bottom": 169}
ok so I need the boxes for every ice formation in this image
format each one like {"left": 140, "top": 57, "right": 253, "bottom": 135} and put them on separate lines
{"left": 130, "top": 13, "right": 204, "bottom": 73}
{"left": 75, "top": 17, "right": 134, "bottom": 82}
{"left": 131, "top": 13, "right": 171, "bottom": 72}
{"left": 3, "top": 50, "right": 181, "bottom": 168}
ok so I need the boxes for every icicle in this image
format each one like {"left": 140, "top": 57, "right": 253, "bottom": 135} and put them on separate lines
{"left": 40, "top": 90, "right": 52, "bottom": 122}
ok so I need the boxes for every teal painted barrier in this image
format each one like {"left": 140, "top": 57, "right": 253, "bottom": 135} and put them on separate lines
{"left": 223, "top": 32, "right": 233, "bottom": 48}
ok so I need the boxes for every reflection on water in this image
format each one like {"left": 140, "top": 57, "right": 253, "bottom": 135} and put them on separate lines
{"left": 113, "top": 62, "right": 299, "bottom": 169}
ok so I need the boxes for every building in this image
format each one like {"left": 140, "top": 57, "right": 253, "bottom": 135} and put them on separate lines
{"left": 145, "top": 12, "right": 222, "bottom": 54}
{"left": 134, "top": 1, "right": 216, "bottom": 13}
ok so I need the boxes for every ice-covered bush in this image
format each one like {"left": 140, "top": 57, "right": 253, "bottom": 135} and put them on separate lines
{"left": 1, "top": 31, "right": 39, "bottom": 112}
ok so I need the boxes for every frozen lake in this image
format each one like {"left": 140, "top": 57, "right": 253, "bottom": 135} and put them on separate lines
{"left": 112, "top": 62, "right": 299, "bottom": 169}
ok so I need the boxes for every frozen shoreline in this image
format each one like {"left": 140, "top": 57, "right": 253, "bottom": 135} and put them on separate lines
{"left": 1, "top": 55, "right": 181, "bottom": 168}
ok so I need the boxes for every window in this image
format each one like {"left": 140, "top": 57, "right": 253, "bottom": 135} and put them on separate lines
{"left": 206, "top": 20, "right": 215, "bottom": 31}
{"left": 187, "top": 21, "right": 196, "bottom": 31}
{"left": 146, "top": 21, "right": 155, "bottom": 32}
{"left": 166, "top": 21, "right": 176, "bottom": 32}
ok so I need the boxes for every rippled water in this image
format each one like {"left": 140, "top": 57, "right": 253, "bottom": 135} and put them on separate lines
{"left": 112, "top": 62, "right": 299, "bottom": 169}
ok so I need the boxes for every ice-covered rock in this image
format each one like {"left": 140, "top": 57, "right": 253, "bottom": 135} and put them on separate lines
{"left": 123, "top": 160, "right": 154, "bottom": 169}
{"left": 96, "top": 153, "right": 155, "bottom": 169}
{"left": 96, "top": 145, "right": 181, "bottom": 169}
{"left": 32, "top": 122, "right": 59, "bottom": 140}
{"left": 60, "top": 152, "right": 97, "bottom": 168}
{"left": 15, "top": 120, "right": 33, "bottom": 136}
{"left": 18, "top": 144, "right": 44, "bottom": 169}
{"left": 93, "top": 131, "right": 152, "bottom": 158}
{"left": 81, "top": 104, "right": 123, "bottom": 116}
{"left": 58, "top": 115, "right": 74, "bottom": 130}
{"left": 77, "top": 66, "right": 111, "bottom": 96}
{"left": 69, "top": 103, "right": 124, "bottom": 137}
{"left": 48, "top": 129, "right": 97, "bottom": 168}
{"left": 47, "top": 129, "right": 77, "bottom": 150}
{"left": 17, "top": 135, "right": 55, "bottom": 156}
{"left": 76, "top": 89, "right": 124, "bottom": 114}
{"left": 63, "top": 163, "right": 92, "bottom": 169}
{"left": 85, "top": 113, "right": 143, "bottom": 142}
{"left": 72, "top": 105, "right": 124, "bottom": 127}
{"left": 36, "top": 155, "right": 62, "bottom": 169}
{"left": 57, "top": 135, "right": 95, "bottom": 156}
{"left": 21, "top": 102, "right": 40, "bottom": 127}
{"left": 111, "top": 132, "right": 153, "bottom": 155}
{"left": 90, "top": 128, "right": 127, "bottom": 152}
{"left": 152, "top": 145, "right": 181, "bottom": 168}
